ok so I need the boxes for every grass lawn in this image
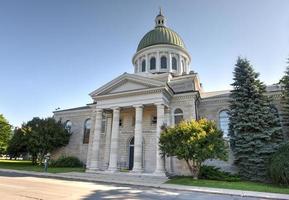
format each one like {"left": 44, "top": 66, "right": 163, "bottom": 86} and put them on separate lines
{"left": 167, "top": 177, "right": 289, "bottom": 194}
{"left": 0, "top": 159, "right": 85, "bottom": 173}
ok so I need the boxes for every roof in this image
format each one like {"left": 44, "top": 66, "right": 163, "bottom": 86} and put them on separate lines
{"left": 137, "top": 26, "right": 186, "bottom": 52}
{"left": 53, "top": 106, "right": 91, "bottom": 113}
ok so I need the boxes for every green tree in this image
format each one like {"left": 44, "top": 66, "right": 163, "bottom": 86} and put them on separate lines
{"left": 229, "top": 57, "right": 284, "bottom": 181}
{"left": 0, "top": 114, "right": 12, "bottom": 154}
{"left": 159, "top": 119, "right": 228, "bottom": 179}
{"left": 279, "top": 60, "right": 289, "bottom": 138}
{"left": 7, "top": 117, "right": 70, "bottom": 164}
{"left": 7, "top": 127, "right": 28, "bottom": 159}
{"left": 25, "top": 117, "right": 71, "bottom": 164}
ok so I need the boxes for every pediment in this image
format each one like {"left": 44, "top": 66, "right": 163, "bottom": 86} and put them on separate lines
{"left": 90, "top": 73, "right": 165, "bottom": 97}
{"left": 107, "top": 80, "right": 149, "bottom": 94}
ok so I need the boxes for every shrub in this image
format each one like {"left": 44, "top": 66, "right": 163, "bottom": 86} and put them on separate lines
{"left": 268, "top": 142, "right": 289, "bottom": 185}
{"left": 199, "top": 165, "right": 240, "bottom": 182}
{"left": 50, "top": 156, "right": 83, "bottom": 167}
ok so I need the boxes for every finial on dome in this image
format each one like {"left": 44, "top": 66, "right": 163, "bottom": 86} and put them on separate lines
{"left": 155, "top": 7, "right": 166, "bottom": 27}
{"left": 159, "top": 6, "right": 163, "bottom": 16}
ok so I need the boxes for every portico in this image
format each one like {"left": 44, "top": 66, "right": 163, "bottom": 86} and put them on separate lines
{"left": 86, "top": 102, "right": 168, "bottom": 175}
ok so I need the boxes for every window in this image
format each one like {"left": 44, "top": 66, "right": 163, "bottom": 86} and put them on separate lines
{"left": 141, "top": 60, "right": 146, "bottom": 72}
{"left": 219, "top": 110, "right": 229, "bottom": 138}
{"left": 65, "top": 120, "right": 72, "bottom": 133}
{"left": 150, "top": 57, "right": 156, "bottom": 70}
{"left": 83, "top": 119, "right": 91, "bottom": 144}
{"left": 101, "top": 113, "right": 106, "bottom": 133}
{"left": 161, "top": 56, "right": 167, "bottom": 69}
{"left": 172, "top": 57, "right": 177, "bottom": 70}
{"left": 174, "top": 108, "right": 183, "bottom": 125}
{"left": 151, "top": 116, "right": 157, "bottom": 125}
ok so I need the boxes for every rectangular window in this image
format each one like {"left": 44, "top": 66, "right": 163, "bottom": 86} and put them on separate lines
{"left": 119, "top": 119, "right": 123, "bottom": 127}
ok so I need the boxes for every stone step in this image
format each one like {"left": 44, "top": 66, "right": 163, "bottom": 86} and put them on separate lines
{"left": 61, "top": 171, "right": 168, "bottom": 185}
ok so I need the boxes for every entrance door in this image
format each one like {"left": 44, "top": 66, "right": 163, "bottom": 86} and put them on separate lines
{"left": 128, "top": 137, "right": 134, "bottom": 170}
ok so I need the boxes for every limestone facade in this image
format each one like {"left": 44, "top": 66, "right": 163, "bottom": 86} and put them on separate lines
{"left": 52, "top": 11, "right": 286, "bottom": 176}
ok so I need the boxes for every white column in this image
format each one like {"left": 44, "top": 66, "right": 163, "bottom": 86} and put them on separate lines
{"left": 132, "top": 105, "right": 143, "bottom": 173}
{"left": 154, "top": 103, "right": 166, "bottom": 175}
{"left": 145, "top": 54, "right": 148, "bottom": 73}
{"left": 104, "top": 113, "right": 113, "bottom": 169}
{"left": 137, "top": 59, "right": 140, "bottom": 73}
{"left": 178, "top": 55, "right": 182, "bottom": 75}
{"left": 156, "top": 51, "right": 160, "bottom": 71}
{"left": 168, "top": 53, "right": 172, "bottom": 72}
{"left": 87, "top": 108, "right": 103, "bottom": 171}
{"left": 107, "top": 107, "right": 120, "bottom": 172}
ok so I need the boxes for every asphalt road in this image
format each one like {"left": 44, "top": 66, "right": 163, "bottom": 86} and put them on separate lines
{"left": 0, "top": 171, "right": 266, "bottom": 200}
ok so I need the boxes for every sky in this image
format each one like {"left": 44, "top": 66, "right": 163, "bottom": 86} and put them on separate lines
{"left": 0, "top": 0, "right": 289, "bottom": 127}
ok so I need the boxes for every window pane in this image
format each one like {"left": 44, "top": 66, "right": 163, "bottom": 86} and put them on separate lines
{"left": 161, "top": 56, "right": 167, "bottom": 69}
{"left": 174, "top": 115, "right": 183, "bottom": 125}
{"left": 83, "top": 119, "right": 91, "bottom": 144}
{"left": 174, "top": 108, "right": 183, "bottom": 125}
{"left": 150, "top": 57, "right": 156, "bottom": 70}
{"left": 141, "top": 60, "right": 146, "bottom": 72}
{"left": 65, "top": 121, "right": 72, "bottom": 132}
{"left": 219, "top": 111, "right": 229, "bottom": 137}
{"left": 172, "top": 57, "right": 177, "bottom": 70}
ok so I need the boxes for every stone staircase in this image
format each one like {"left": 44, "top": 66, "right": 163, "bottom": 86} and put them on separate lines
{"left": 59, "top": 171, "right": 168, "bottom": 186}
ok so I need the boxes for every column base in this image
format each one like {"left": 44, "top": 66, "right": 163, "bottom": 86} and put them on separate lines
{"left": 86, "top": 168, "right": 100, "bottom": 173}
{"left": 106, "top": 167, "right": 119, "bottom": 173}
{"left": 131, "top": 168, "right": 144, "bottom": 174}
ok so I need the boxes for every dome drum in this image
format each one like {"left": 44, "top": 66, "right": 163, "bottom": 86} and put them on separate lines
{"left": 133, "top": 44, "right": 190, "bottom": 75}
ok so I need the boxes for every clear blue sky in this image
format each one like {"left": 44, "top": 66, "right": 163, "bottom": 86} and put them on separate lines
{"left": 1, "top": 0, "right": 289, "bottom": 127}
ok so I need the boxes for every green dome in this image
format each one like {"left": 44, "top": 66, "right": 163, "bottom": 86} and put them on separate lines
{"left": 137, "top": 26, "right": 186, "bottom": 52}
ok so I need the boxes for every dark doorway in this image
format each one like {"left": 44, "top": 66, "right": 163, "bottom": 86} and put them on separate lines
{"left": 128, "top": 137, "right": 134, "bottom": 170}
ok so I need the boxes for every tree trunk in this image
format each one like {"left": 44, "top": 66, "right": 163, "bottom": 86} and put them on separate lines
{"left": 185, "top": 159, "right": 200, "bottom": 179}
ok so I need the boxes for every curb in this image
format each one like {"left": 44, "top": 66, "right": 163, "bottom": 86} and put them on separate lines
{"left": 0, "top": 168, "right": 288, "bottom": 200}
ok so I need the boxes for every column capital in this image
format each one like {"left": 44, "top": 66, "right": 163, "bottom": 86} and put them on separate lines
{"left": 111, "top": 107, "right": 120, "bottom": 111}
{"left": 133, "top": 104, "right": 143, "bottom": 108}
{"left": 154, "top": 102, "right": 165, "bottom": 107}
{"left": 95, "top": 108, "right": 103, "bottom": 113}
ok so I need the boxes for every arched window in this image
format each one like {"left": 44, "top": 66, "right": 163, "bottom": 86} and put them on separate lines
{"left": 161, "top": 56, "right": 167, "bottom": 69}
{"left": 65, "top": 120, "right": 72, "bottom": 133}
{"left": 141, "top": 60, "right": 146, "bottom": 72}
{"left": 150, "top": 57, "right": 156, "bottom": 70}
{"left": 219, "top": 110, "right": 229, "bottom": 138}
{"left": 172, "top": 57, "right": 177, "bottom": 70}
{"left": 174, "top": 108, "right": 183, "bottom": 125}
{"left": 83, "top": 119, "right": 91, "bottom": 144}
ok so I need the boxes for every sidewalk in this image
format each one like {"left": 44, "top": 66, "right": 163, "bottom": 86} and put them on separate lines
{"left": 0, "top": 168, "right": 288, "bottom": 200}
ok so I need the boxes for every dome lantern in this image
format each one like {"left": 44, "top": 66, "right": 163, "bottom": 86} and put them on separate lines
{"left": 155, "top": 7, "right": 166, "bottom": 27}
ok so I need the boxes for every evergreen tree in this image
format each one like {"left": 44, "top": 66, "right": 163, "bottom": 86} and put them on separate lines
{"left": 279, "top": 59, "right": 289, "bottom": 138}
{"left": 229, "top": 57, "right": 284, "bottom": 181}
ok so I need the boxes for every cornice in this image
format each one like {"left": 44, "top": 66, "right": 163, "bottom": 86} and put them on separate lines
{"left": 95, "top": 87, "right": 165, "bottom": 101}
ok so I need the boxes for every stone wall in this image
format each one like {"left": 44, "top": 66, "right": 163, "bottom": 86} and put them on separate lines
{"left": 52, "top": 108, "right": 93, "bottom": 163}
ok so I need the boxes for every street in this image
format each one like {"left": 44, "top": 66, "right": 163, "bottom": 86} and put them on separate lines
{"left": 0, "top": 171, "right": 266, "bottom": 200}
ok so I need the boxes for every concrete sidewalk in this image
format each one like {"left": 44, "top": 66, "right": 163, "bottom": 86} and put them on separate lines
{"left": 0, "top": 168, "right": 288, "bottom": 200}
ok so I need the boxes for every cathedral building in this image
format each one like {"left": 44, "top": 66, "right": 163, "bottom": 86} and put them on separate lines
{"left": 53, "top": 11, "right": 284, "bottom": 176}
